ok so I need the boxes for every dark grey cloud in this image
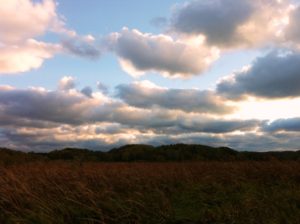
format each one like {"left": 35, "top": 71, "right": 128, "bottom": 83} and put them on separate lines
{"left": 170, "top": 0, "right": 254, "bottom": 46}
{"left": 141, "top": 117, "right": 255, "bottom": 137}
{"left": 0, "top": 87, "right": 229, "bottom": 134}
{"left": 0, "top": 84, "right": 263, "bottom": 133}
{"left": 263, "top": 117, "right": 300, "bottom": 132}
{"left": 81, "top": 86, "right": 93, "bottom": 98}
{"left": 0, "top": 87, "right": 93, "bottom": 125}
{"left": 116, "top": 81, "right": 234, "bottom": 114}
{"left": 177, "top": 118, "right": 262, "bottom": 134}
{"left": 0, "top": 86, "right": 233, "bottom": 132}
{"left": 217, "top": 50, "right": 300, "bottom": 99}
{"left": 110, "top": 112, "right": 260, "bottom": 135}
{"left": 0, "top": 87, "right": 177, "bottom": 129}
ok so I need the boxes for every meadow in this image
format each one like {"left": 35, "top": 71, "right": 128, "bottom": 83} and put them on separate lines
{"left": 0, "top": 161, "right": 300, "bottom": 224}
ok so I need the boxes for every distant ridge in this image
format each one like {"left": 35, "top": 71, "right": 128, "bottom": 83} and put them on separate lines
{"left": 1, "top": 144, "right": 300, "bottom": 164}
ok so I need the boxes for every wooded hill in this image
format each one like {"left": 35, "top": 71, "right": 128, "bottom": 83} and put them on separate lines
{"left": 1, "top": 144, "right": 300, "bottom": 164}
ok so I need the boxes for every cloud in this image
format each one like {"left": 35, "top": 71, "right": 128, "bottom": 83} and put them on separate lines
{"left": 0, "top": 0, "right": 65, "bottom": 74}
{"left": 170, "top": 0, "right": 253, "bottom": 46}
{"left": 116, "top": 80, "right": 234, "bottom": 114}
{"left": 206, "top": 132, "right": 300, "bottom": 152}
{"left": 284, "top": 5, "right": 300, "bottom": 43}
{"left": 263, "top": 117, "right": 300, "bottom": 132}
{"left": 61, "top": 34, "right": 102, "bottom": 59}
{"left": 97, "top": 82, "right": 109, "bottom": 94}
{"left": 0, "top": 113, "right": 58, "bottom": 129}
{"left": 170, "top": 0, "right": 289, "bottom": 48}
{"left": 0, "top": 82, "right": 267, "bottom": 151}
{"left": 217, "top": 49, "right": 300, "bottom": 99}
{"left": 107, "top": 28, "right": 219, "bottom": 78}
{"left": 0, "top": 0, "right": 60, "bottom": 45}
{"left": 0, "top": 119, "right": 286, "bottom": 152}
{"left": 1, "top": 0, "right": 300, "bottom": 151}
{"left": 2, "top": 81, "right": 299, "bottom": 152}
{"left": 177, "top": 117, "right": 262, "bottom": 134}
{"left": 0, "top": 84, "right": 174, "bottom": 128}
{"left": 0, "top": 86, "right": 90, "bottom": 125}
{"left": 0, "top": 39, "right": 61, "bottom": 74}
{"left": 58, "top": 76, "right": 76, "bottom": 91}
{"left": 0, "top": 0, "right": 102, "bottom": 74}
{"left": 81, "top": 86, "right": 93, "bottom": 98}
{"left": 0, "top": 83, "right": 259, "bottom": 132}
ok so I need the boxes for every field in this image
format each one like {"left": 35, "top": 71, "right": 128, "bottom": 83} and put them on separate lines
{"left": 0, "top": 161, "right": 300, "bottom": 224}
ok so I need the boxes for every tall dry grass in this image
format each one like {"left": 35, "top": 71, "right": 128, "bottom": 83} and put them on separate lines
{"left": 0, "top": 161, "right": 299, "bottom": 223}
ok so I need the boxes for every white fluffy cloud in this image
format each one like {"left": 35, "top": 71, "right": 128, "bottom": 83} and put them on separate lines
{"left": 0, "top": 0, "right": 60, "bottom": 45}
{"left": 58, "top": 76, "right": 76, "bottom": 91}
{"left": 0, "top": 0, "right": 101, "bottom": 74}
{"left": 107, "top": 28, "right": 219, "bottom": 78}
{"left": 0, "top": 39, "right": 61, "bottom": 74}
{"left": 0, "top": 0, "right": 64, "bottom": 74}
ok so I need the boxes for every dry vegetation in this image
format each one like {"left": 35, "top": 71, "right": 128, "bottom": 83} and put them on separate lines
{"left": 0, "top": 161, "right": 299, "bottom": 224}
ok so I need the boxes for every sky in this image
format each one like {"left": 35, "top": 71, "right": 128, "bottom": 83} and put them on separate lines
{"left": 1, "top": 0, "right": 300, "bottom": 152}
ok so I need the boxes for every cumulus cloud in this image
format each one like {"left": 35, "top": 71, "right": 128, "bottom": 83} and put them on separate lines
{"left": 0, "top": 0, "right": 60, "bottom": 44}
{"left": 0, "top": 39, "right": 61, "bottom": 74}
{"left": 116, "top": 80, "right": 234, "bottom": 114}
{"left": 217, "top": 50, "right": 300, "bottom": 99}
{"left": 170, "top": 0, "right": 253, "bottom": 46}
{"left": 58, "top": 76, "right": 76, "bottom": 91}
{"left": 170, "top": 0, "right": 290, "bottom": 48}
{"left": 0, "top": 86, "right": 98, "bottom": 125}
{"left": 107, "top": 28, "right": 219, "bottom": 78}
{"left": 0, "top": 0, "right": 102, "bottom": 74}
{"left": 0, "top": 0, "right": 65, "bottom": 74}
